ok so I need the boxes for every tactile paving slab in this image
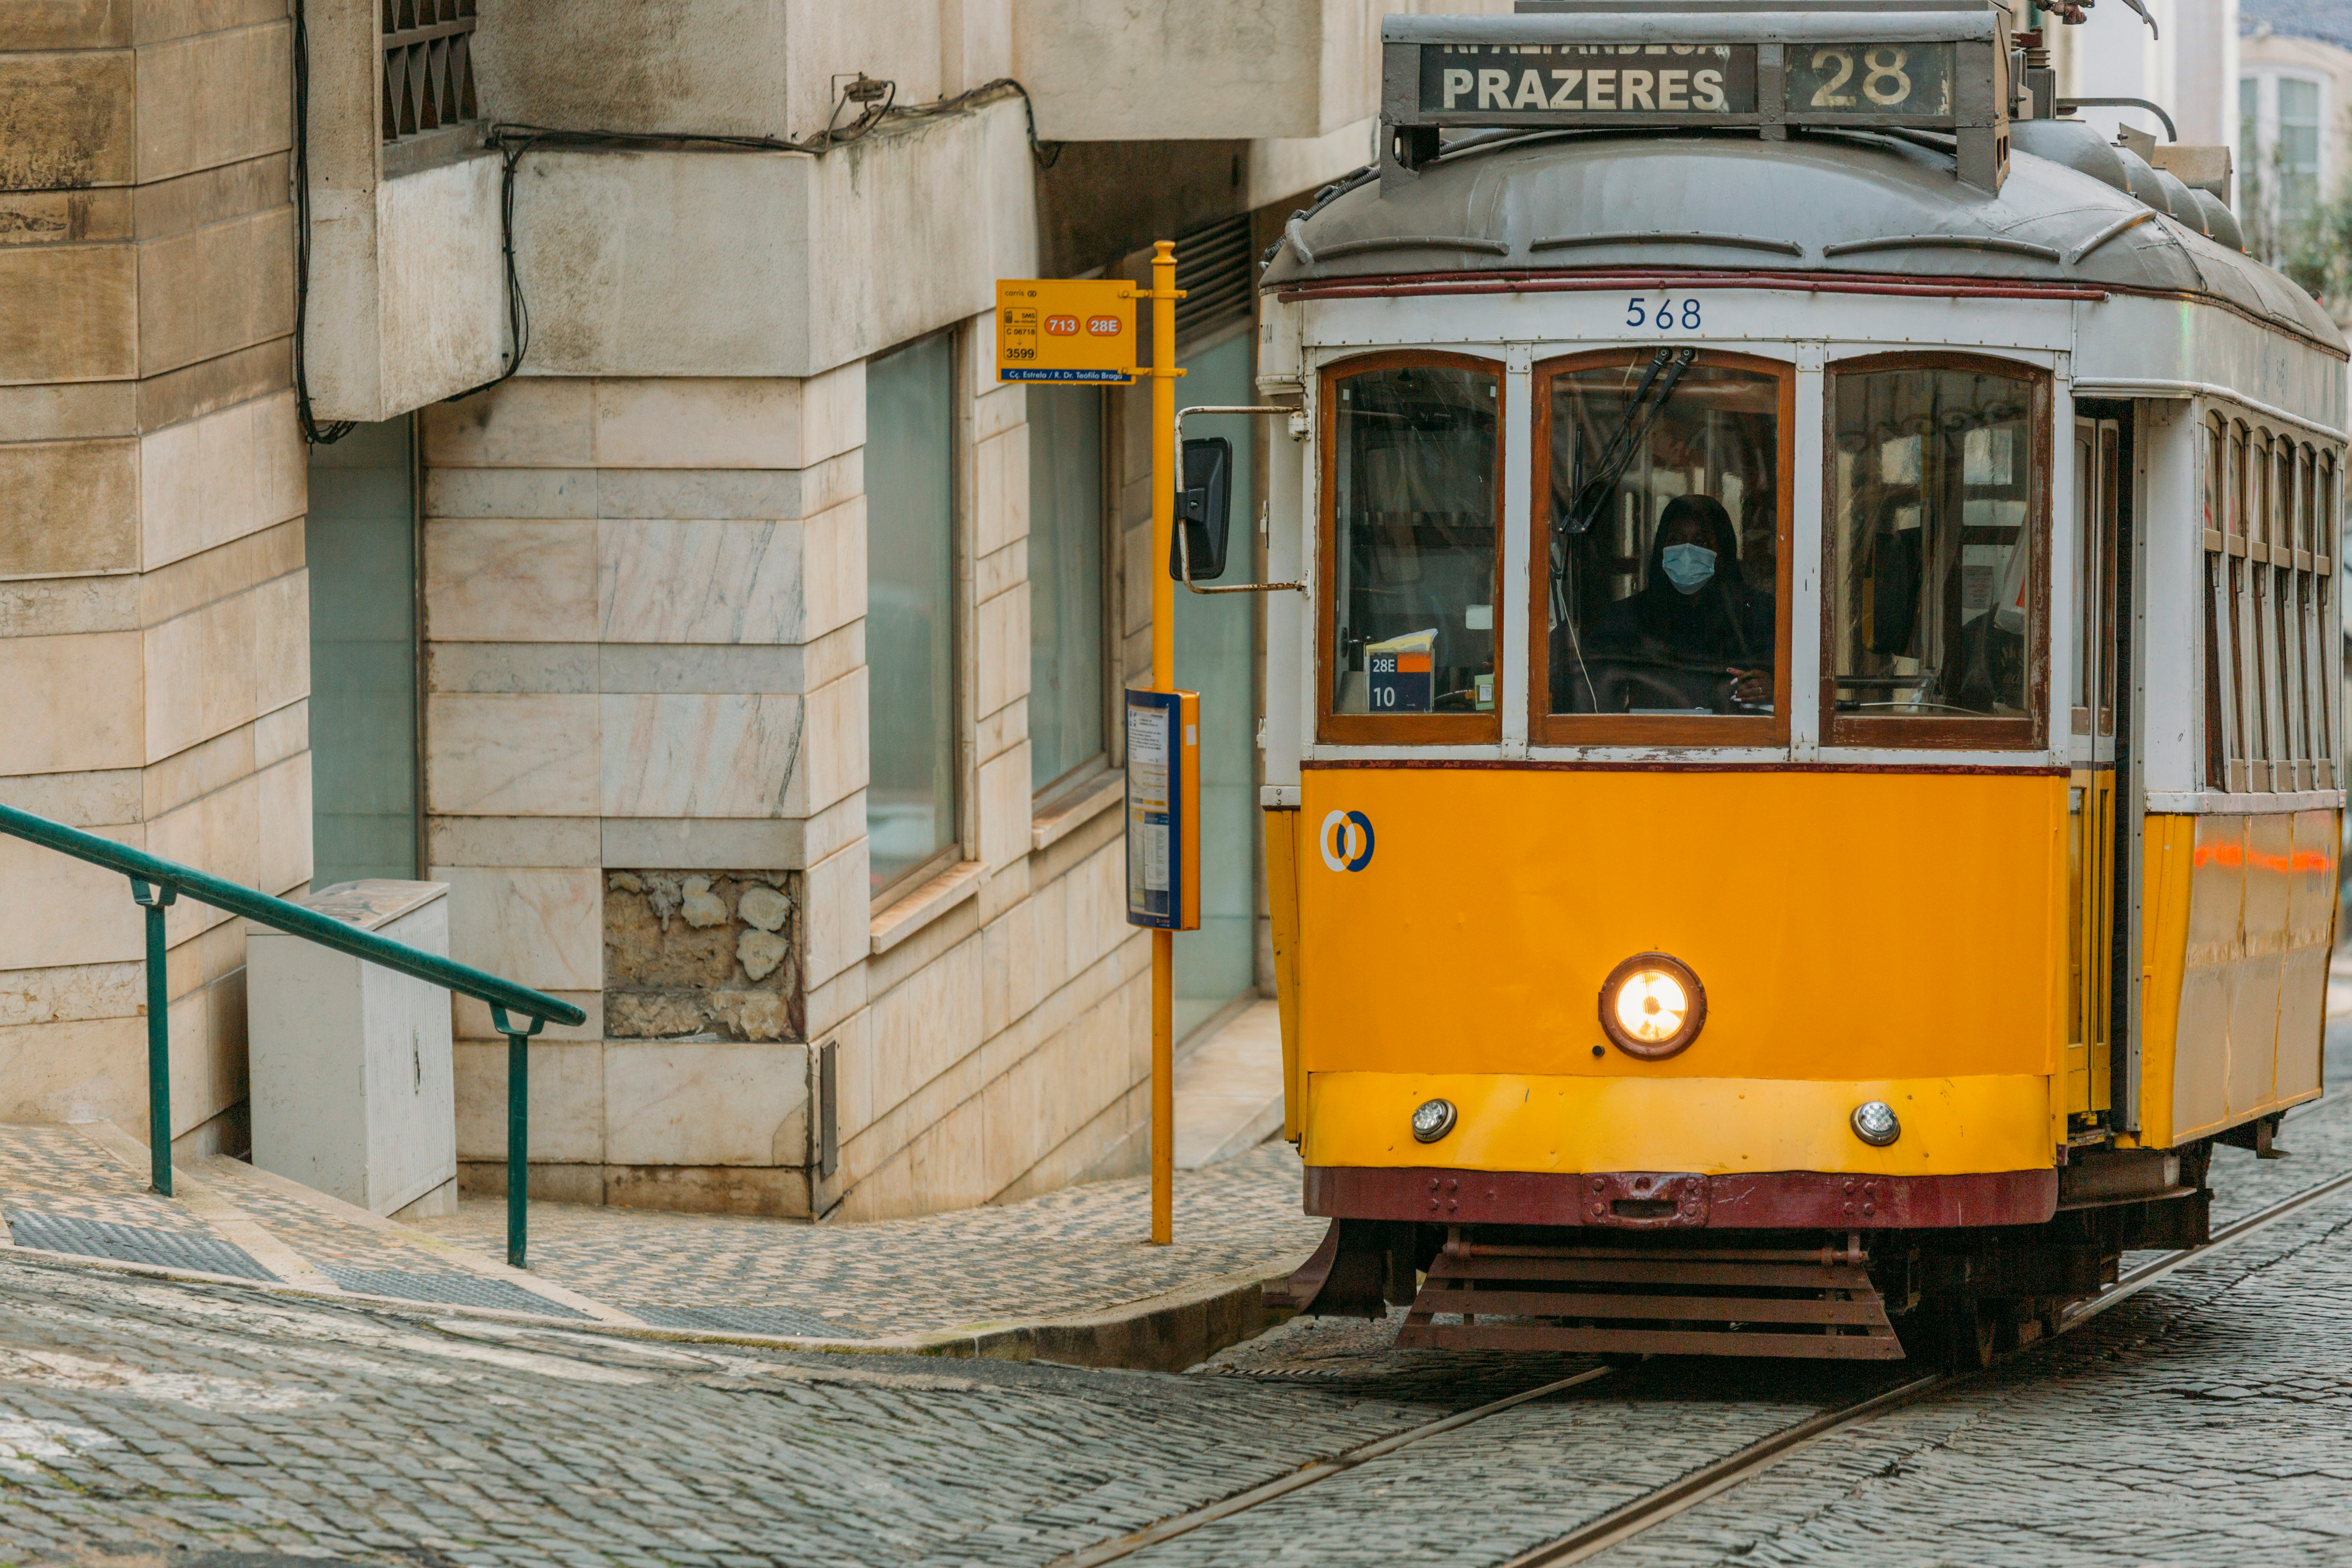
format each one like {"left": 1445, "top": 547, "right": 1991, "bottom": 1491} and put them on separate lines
{"left": 316, "top": 1265, "right": 588, "bottom": 1318}
{"left": 4, "top": 1212, "right": 278, "bottom": 1282}
{"left": 626, "top": 1302, "right": 872, "bottom": 1339}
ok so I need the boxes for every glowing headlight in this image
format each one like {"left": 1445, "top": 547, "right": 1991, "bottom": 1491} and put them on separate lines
{"left": 1597, "top": 953, "right": 1707, "bottom": 1060}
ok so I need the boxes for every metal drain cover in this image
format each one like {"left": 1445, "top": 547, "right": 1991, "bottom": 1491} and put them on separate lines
{"left": 318, "top": 1266, "right": 587, "bottom": 1318}
{"left": 6, "top": 1212, "right": 277, "bottom": 1281}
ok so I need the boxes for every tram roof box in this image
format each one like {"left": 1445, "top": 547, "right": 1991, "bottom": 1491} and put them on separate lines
{"left": 1382, "top": 0, "right": 2013, "bottom": 193}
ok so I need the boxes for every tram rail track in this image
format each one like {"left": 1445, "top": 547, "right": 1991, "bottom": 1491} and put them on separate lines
{"left": 1047, "top": 1161, "right": 2352, "bottom": 1568}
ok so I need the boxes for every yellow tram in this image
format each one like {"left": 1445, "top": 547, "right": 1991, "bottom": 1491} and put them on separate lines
{"left": 1236, "top": 0, "right": 2345, "bottom": 1363}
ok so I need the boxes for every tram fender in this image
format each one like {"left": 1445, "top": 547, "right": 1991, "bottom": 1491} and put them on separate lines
{"left": 1267, "top": 1218, "right": 1416, "bottom": 1319}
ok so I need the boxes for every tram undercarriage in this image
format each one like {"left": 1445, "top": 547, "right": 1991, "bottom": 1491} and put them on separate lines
{"left": 1274, "top": 1138, "right": 2246, "bottom": 1368}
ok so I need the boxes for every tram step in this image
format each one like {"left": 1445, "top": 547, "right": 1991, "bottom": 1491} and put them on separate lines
{"left": 1395, "top": 1240, "right": 1905, "bottom": 1360}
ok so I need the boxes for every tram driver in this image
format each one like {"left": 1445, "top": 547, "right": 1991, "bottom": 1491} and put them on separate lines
{"left": 1584, "top": 494, "right": 1774, "bottom": 707}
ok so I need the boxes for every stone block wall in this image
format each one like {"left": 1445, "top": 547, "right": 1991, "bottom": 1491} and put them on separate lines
{"left": 0, "top": 0, "right": 310, "bottom": 1152}
{"left": 421, "top": 335, "right": 1151, "bottom": 1220}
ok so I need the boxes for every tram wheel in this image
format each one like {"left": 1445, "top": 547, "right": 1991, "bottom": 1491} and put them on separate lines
{"left": 1905, "top": 1295, "right": 1997, "bottom": 1370}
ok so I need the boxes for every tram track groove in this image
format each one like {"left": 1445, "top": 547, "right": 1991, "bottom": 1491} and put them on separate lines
{"left": 1047, "top": 1160, "right": 2352, "bottom": 1568}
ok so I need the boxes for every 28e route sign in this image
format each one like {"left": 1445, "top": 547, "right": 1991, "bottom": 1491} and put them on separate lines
{"left": 997, "top": 279, "right": 1136, "bottom": 384}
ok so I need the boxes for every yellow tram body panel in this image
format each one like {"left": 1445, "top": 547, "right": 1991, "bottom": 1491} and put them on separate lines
{"left": 1290, "top": 765, "right": 2071, "bottom": 1177}
{"left": 2134, "top": 810, "right": 2337, "bottom": 1151}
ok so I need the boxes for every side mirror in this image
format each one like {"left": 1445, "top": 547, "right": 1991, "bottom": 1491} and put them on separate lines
{"left": 1170, "top": 436, "right": 1232, "bottom": 581}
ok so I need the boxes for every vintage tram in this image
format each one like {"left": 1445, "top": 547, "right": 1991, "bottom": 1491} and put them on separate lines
{"left": 1242, "top": 0, "right": 2345, "bottom": 1363}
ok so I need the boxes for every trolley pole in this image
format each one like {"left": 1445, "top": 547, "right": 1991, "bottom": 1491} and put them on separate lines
{"left": 1145, "top": 240, "right": 1180, "bottom": 1246}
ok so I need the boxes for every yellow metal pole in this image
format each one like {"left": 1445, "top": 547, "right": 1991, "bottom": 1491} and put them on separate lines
{"left": 1148, "top": 240, "right": 1178, "bottom": 1247}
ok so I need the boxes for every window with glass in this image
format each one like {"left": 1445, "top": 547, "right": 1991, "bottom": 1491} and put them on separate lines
{"left": 1534, "top": 351, "right": 1788, "bottom": 742}
{"left": 2201, "top": 414, "right": 2241, "bottom": 788}
{"left": 2278, "top": 77, "right": 2323, "bottom": 226}
{"left": 2319, "top": 451, "right": 2339, "bottom": 786}
{"left": 1825, "top": 356, "right": 2047, "bottom": 748}
{"left": 1027, "top": 385, "right": 1107, "bottom": 796}
{"left": 1321, "top": 355, "right": 1501, "bottom": 742}
{"left": 866, "top": 333, "right": 959, "bottom": 899}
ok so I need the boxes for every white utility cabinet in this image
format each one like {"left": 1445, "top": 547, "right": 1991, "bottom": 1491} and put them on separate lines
{"left": 248, "top": 880, "right": 457, "bottom": 1218}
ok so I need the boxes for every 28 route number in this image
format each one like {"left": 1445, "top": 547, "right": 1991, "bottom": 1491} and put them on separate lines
{"left": 1626, "top": 297, "right": 1702, "bottom": 331}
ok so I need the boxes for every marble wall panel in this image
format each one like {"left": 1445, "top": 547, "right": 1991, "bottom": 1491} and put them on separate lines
{"left": 133, "top": 22, "right": 292, "bottom": 184}
{"left": 972, "top": 420, "right": 1028, "bottom": 558}
{"left": 801, "top": 836, "right": 867, "bottom": 991}
{"left": 427, "top": 814, "right": 600, "bottom": 868}
{"left": 596, "top": 519, "right": 798, "bottom": 645}
{"left": 453, "top": 1038, "right": 605, "bottom": 1162}
{"left": 424, "top": 466, "right": 597, "bottom": 519}
{"left": 425, "top": 693, "right": 599, "bottom": 816}
{"left": 604, "top": 1039, "right": 809, "bottom": 1167}
{"left": 251, "top": 570, "right": 306, "bottom": 717}
{"left": 424, "top": 519, "right": 597, "bottom": 643}
{"left": 0, "top": 828, "right": 145, "bottom": 970}
{"left": 145, "top": 573, "right": 307, "bottom": 763}
{"left": 0, "top": 243, "right": 139, "bottom": 387}
{"left": 252, "top": 750, "right": 312, "bottom": 897}
{"left": 133, "top": 390, "right": 303, "bottom": 573}
{"left": 0, "top": 631, "right": 143, "bottom": 775}
{"left": 973, "top": 579, "right": 1027, "bottom": 721}
{"left": 786, "top": 666, "right": 865, "bottom": 819}
{"left": 0, "top": 961, "right": 142, "bottom": 1029}
{"left": 436, "top": 865, "right": 602, "bottom": 991}
{"left": 0, "top": 437, "right": 139, "bottom": 575}
{"left": 866, "top": 933, "right": 983, "bottom": 1121}
{"left": 0, "top": 1016, "right": 144, "bottom": 1128}
{"left": 590, "top": 380, "right": 802, "bottom": 470}
{"left": 797, "top": 494, "right": 865, "bottom": 644}
{"left": 146, "top": 767, "right": 260, "bottom": 943}
{"left": 421, "top": 379, "right": 592, "bottom": 468}
{"left": 974, "top": 741, "right": 1030, "bottom": 872}
{"left": 597, "top": 692, "right": 800, "bottom": 818}
{"left": 135, "top": 205, "right": 294, "bottom": 381}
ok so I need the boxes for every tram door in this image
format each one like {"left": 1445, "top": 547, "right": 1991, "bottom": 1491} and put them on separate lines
{"left": 2070, "top": 410, "right": 2128, "bottom": 1124}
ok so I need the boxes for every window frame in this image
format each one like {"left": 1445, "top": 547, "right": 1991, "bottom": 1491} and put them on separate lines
{"left": 1316, "top": 348, "right": 1508, "bottom": 746}
{"left": 1818, "top": 350, "right": 2053, "bottom": 753}
{"left": 1525, "top": 347, "right": 1795, "bottom": 749}
{"left": 1026, "top": 382, "right": 1117, "bottom": 808}
{"left": 865, "top": 327, "right": 966, "bottom": 910}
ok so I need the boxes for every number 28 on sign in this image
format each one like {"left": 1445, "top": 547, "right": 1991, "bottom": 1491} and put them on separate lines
{"left": 997, "top": 279, "right": 1137, "bottom": 384}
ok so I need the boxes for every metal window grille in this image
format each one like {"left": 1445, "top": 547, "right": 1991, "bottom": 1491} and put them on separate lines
{"left": 1174, "top": 214, "right": 1254, "bottom": 343}
{"left": 383, "top": 0, "right": 478, "bottom": 143}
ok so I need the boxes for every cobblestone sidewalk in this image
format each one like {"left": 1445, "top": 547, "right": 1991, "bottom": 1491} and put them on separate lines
{"left": 0, "top": 1123, "right": 1321, "bottom": 1346}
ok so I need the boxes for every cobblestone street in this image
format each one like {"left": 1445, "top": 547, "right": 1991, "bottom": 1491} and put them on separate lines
{"left": 0, "top": 1086, "right": 2348, "bottom": 1566}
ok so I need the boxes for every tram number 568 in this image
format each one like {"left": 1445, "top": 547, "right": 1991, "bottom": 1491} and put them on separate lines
{"left": 1626, "top": 297, "right": 1702, "bottom": 331}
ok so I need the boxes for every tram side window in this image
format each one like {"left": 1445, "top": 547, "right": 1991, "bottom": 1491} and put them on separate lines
{"left": 1540, "top": 356, "right": 1784, "bottom": 727}
{"left": 1825, "top": 359, "right": 2047, "bottom": 746}
{"left": 1325, "top": 360, "right": 1500, "bottom": 731}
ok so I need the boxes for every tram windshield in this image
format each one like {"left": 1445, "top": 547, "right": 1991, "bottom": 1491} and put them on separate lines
{"left": 1544, "top": 357, "right": 1782, "bottom": 720}
{"left": 1327, "top": 361, "right": 1500, "bottom": 720}
{"left": 1826, "top": 361, "right": 2044, "bottom": 741}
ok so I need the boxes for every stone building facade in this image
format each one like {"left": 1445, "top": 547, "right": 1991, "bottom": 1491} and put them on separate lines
{"left": 0, "top": 0, "right": 1499, "bottom": 1220}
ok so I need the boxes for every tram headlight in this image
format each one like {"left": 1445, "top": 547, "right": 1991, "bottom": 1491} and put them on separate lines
{"left": 1597, "top": 953, "right": 1707, "bottom": 1060}
{"left": 1411, "top": 1098, "right": 1457, "bottom": 1143}
{"left": 1850, "top": 1100, "right": 1901, "bottom": 1147}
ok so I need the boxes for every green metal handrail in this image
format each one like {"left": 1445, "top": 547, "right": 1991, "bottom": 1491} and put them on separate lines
{"left": 0, "top": 801, "right": 583, "bottom": 1268}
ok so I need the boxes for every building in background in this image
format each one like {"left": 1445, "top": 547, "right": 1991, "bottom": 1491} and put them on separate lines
{"left": 0, "top": 0, "right": 1503, "bottom": 1221}
{"left": 2238, "top": 0, "right": 2352, "bottom": 281}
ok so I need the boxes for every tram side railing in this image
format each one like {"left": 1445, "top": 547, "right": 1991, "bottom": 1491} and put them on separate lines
{"left": 0, "top": 801, "right": 584, "bottom": 1268}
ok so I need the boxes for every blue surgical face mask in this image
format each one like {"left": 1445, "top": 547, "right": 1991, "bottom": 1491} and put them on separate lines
{"left": 1660, "top": 542, "right": 1717, "bottom": 593}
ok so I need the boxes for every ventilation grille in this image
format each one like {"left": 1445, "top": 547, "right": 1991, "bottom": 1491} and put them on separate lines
{"left": 383, "top": 0, "right": 479, "bottom": 143}
{"left": 1175, "top": 214, "right": 1255, "bottom": 343}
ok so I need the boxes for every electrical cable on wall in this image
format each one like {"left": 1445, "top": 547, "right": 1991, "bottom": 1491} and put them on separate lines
{"left": 286, "top": 19, "right": 1064, "bottom": 438}
{"left": 444, "top": 77, "right": 1064, "bottom": 404}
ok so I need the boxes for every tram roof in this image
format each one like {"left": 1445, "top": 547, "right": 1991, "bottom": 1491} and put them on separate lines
{"left": 1261, "top": 124, "right": 2347, "bottom": 354}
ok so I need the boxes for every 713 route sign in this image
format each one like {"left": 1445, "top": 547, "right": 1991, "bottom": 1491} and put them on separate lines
{"left": 997, "top": 279, "right": 1136, "bottom": 384}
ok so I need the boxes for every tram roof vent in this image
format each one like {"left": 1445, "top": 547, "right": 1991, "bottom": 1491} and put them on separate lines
{"left": 1381, "top": 3, "right": 2013, "bottom": 195}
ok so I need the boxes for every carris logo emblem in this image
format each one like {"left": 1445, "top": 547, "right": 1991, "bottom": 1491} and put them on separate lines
{"left": 1319, "top": 810, "right": 1375, "bottom": 873}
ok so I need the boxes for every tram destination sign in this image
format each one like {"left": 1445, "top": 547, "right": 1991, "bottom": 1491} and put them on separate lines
{"left": 1414, "top": 40, "right": 1955, "bottom": 123}
{"left": 1384, "top": 9, "right": 2007, "bottom": 190}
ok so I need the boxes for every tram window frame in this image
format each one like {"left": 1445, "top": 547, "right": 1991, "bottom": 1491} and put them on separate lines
{"left": 2319, "top": 450, "right": 2339, "bottom": 788}
{"left": 2201, "top": 413, "right": 2242, "bottom": 790}
{"left": 1316, "top": 350, "right": 1507, "bottom": 746}
{"left": 1820, "top": 351, "right": 2053, "bottom": 753}
{"left": 1526, "top": 348, "right": 1795, "bottom": 749}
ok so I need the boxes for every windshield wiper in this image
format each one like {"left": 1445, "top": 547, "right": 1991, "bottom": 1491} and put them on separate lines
{"left": 1557, "top": 345, "right": 1697, "bottom": 538}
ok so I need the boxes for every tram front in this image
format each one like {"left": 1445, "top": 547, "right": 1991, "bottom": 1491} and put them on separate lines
{"left": 1250, "top": 2, "right": 2341, "bottom": 1361}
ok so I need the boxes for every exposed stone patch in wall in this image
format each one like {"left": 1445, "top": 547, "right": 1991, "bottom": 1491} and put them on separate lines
{"left": 603, "top": 871, "right": 804, "bottom": 1042}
